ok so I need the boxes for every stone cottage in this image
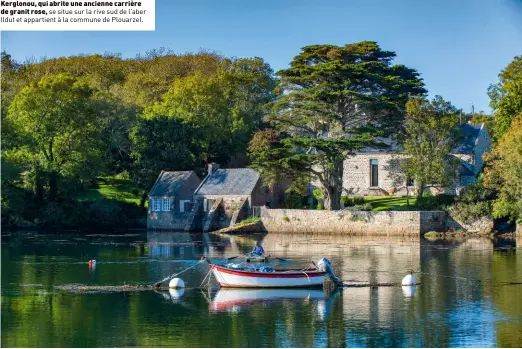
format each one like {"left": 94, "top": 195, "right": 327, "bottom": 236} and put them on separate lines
{"left": 342, "top": 123, "right": 492, "bottom": 197}
{"left": 193, "top": 164, "right": 270, "bottom": 231}
{"left": 147, "top": 171, "right": 201, "bottom": 230}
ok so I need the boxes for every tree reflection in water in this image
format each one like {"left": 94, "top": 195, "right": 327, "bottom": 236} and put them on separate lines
{"left": 1, "top": 231, "right": 521, "bottom": 347}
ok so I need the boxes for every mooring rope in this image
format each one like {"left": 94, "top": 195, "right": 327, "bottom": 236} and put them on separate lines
{"left": 300, "top": 270, "right": 311, "bottom": 283}
{"left": 199, "top": 268, "right": 213, "bottom": 288}
{"left": 154, "top": 260, "right": 204, "bottom": 286}
{"left": 340, "top": 282, "right": 420, "bottom": 288}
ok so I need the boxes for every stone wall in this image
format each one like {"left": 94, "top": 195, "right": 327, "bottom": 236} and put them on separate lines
{"left": 445, "top": 214, "right": 494, "bottom": 234}
{"left": 216, "top": 197, "right": 244, "bottom": 229}
{"left": 259, "top": 207, "right": 445, "bottom": 235}
{"left": 342, "top": 126, "right": 492, "bottom": 197}
{"left": 147, "top": 211, "right": 193, "bottom": 230}
{"left": 343, "top": 153, "right": 410, "bottom": 196}
{"left": 342, "top": 153, "right": 449, "bottom": 196}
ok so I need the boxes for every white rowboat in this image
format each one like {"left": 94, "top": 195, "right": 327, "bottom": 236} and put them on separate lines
{"left": 210, "top": 264, "right": 326, "bottom": 288}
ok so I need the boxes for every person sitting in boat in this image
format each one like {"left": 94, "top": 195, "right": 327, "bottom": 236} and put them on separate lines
{"left": 251, "top": 241, "right": 265, "bottom": 256}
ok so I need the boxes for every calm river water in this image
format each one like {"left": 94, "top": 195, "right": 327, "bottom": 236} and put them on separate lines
{"left": 1, "top": 231, "right": 521, "bottom": 347}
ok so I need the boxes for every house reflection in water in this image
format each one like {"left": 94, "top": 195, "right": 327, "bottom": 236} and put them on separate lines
{"left": 147, "top": 231, "right": 199, "bottom": 259}
{"left": 142, "top": 231, "right": 518, "bottom": 347}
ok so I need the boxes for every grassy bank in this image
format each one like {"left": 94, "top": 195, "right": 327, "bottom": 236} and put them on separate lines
{"left": 76, "top": 177, "right": 145, "bottom": 207}
{"left": 364, "top": 196, "right": 418, "bottom": 211}
{"left": 3, "top": 176, "right": 147, "bottom": 230}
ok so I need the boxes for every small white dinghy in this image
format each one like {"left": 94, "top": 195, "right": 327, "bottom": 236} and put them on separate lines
{"left": 209, "top": 263, "right": 326, "bottom": 288}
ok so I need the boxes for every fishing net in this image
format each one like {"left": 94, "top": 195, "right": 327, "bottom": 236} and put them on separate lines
{"left": 54, "top": 283, "right": 161, "bottom": 293}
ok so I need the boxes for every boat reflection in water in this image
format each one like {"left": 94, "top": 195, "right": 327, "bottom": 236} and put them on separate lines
{"left": 210, "top": 288, "right": 326, "bottom": 313}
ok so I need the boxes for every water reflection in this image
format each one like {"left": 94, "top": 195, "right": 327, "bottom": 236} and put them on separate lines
{"left": 169, "top": 288, "right": 185, "bottom": 300}
{"left": 1, "top": 230, "right": 521, "bottom": 347}
{"left": 210, "top": 288, "right": 327, "bottom": 313}
{"left": 402, "top": 285, "right": 416, "bottom": 297}
{"left": 147, "top": 231, "right": 199, "bottom": 258}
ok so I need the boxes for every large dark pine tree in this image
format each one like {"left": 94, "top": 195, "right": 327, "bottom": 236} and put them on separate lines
{"left": 253, "top": 41, "right": 426, "bottom": 210}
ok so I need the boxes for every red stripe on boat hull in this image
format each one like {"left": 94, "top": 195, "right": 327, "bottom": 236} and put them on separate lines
{"left": 216, "top": 283, "right": 325, "bottom": 288}
{"left": 210, "top": 265, "right": 326, "bottom": 278}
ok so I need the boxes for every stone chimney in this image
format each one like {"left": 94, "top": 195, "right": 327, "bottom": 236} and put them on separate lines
{"left": 207, "top": 162, "right": 220, "bottom": 175}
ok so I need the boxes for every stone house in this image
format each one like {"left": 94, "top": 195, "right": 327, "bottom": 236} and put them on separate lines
{"left": 147, "top": 171, "right": 201, "bottom": 230}
{"left": 193, "top": 164, "right": 270, "bottom": 231}
{"left": 146, "top": 163, "right": 288, "bottom": 231}
{"left": 342, "top": 123, "right": 492, "bottom": 197}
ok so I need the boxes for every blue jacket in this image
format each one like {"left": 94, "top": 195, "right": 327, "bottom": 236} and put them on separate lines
{"left": 252, "top": 245, "right": 264, "bottom": 256}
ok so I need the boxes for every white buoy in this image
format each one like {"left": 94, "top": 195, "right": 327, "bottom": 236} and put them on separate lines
{"left": 169, "top": 278, "right": 185, "bottom": 289}
{"left": 169, "top": 288, "right": 185, "bottom": 299}
{"left": 401, "top": 271, "right": 416, "bottom": 286}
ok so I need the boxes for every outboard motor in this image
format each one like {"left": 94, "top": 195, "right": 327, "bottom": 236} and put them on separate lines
{"left": 317, "top": 258, "right": 343, "bottom": 287}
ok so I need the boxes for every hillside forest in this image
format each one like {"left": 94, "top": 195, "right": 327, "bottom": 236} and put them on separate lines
{"left": 1, "top": 43, "right": 521, "bottom": 229}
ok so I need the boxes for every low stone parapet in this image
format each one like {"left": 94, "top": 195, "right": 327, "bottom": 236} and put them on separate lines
{"left": 259, "top": 207, "right": 445, "bottom": 236}
{"left": 445, "top": 215, "right": 494, "bottom": 234}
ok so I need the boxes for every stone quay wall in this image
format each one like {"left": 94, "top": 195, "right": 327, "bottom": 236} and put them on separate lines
{"left": 259, "top": 207, "right": 445, "bottom": 236}
{"left": 147, "top": 211, "right": 192, "bottom": 230}
{"left": 445, "top": 215, "right": 494, "bottom": 233}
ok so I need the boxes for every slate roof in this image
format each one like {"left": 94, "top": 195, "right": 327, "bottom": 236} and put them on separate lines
{"left": 149, "top": 171, "right": 195, "bottom": 197}
{"left": 354, "top": 124, "right": 485, "bottom": 155}
{"left": 194, "top": 168, "right": 260, "bottom": 196}
{"left": 458, "top": 162, "right": 475, "bottom": 176}
{"left": 453, "top": 124, "right": 482, "bottom": 154}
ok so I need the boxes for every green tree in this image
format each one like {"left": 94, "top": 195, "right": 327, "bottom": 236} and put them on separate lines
{"left": 6, "top": 73, "right": 103, "bottom": 201}
{"left": 248, "top": 129, "right": 303, "bottom": 185}
{"left": 254, "top": 42, "right": 425, "bottom": 210}
{"left": 1, "top": 51, "right": 26, "bottom": 150}
{"left": 470, "top": 112, "right": 495, "bottom": 140}
{"left": 147, "top": 57, "right": 276, "bottom": 165}
{"left": 129, "top": 117, "right": 198, "bottom": 193}
{"left": 483, "top": 114, "right": 522, "bottom": 223}
{"left": 91, "top": 90, "right": 139, "bottom": 175}
{"left": 488, "top": 55, "right": 522, "bottom": 140}
{"left": 400, "top": 96, "right": 461, "bottom": 199}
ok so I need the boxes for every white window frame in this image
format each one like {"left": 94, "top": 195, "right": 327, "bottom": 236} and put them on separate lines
{"left": 151, "top": 198, "right": 161, "bottom": 212}
{"left": 179, "top": 200, "right": 191, "bottom": 213}
{"left": 370, "top": 159, "right": 379, "bottom": 187}
{"left": 162, "top": 198, "right": 171, "bottom": 212}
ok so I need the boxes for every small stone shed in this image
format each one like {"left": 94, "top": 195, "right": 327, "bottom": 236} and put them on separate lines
{"left": 147, "top": 171, "right": 201, "bottom": 230}
{"left": 193, "top": 166, "right": 270, "bottom": 230}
